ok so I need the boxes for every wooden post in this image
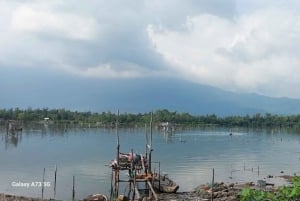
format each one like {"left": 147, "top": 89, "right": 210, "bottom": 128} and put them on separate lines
{"left": 148, "top": 112, "right": 153, "bottom": 173}
{"left": 211, "top": 168, "right": 214, "bottom": 201}
{"left": 114, "top": 110, "right": 120, "bottom": 197}
{"left": 128, "top": 178, "right": 132, "bottom": 199}
{"left": 158, "top": 161, "right": 161, "bottom": 191}
{"left": 130, "top": 149, "right": 134, "bottom": 201}
{"left": 145, "top": 123, "right": 148, "bottom": 169}
{"left": 146, "top": 181, "right": 158, "bottom": 201}
{"left": 72, "top": 176, "right": 75, "bottom": 201}
{"left": 54, "top": 165, "right": 57, "bottom": 199}
{"left": 132, "top": 173, "right": 136, "bottom": 201}
{"left": 110, "top": 169, "right": 113, "bottom": 199}
{"left": 134, "top": 186, "right": 141, "bottom": 200}
{"left": 42, "top": 168, "right": 45, "bottom": 200}
{"left": 258, "top": 166, "right": 260, "bottom": 176}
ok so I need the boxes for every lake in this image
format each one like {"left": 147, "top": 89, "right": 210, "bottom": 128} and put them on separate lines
{"left": 1, "top": 125, "right": 300, "bottom": 200}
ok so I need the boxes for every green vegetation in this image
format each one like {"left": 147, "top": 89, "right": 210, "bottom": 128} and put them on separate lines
{"left": 0, "top": 108, "right": 300, "bottom": 128}
{"left": 240, "top": 177, "right": 300, "bottom": 201}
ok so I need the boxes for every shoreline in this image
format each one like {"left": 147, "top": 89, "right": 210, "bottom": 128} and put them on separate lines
{"left": 0, "top": 175, "right": 294, "bottom": 201}
{"left": 0, "top": 193, "right": 57, "bottom": 201}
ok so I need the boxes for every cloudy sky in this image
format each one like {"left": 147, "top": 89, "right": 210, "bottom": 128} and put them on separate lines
{"left": 1, "top": 0, "right": 300, "bottom": 101}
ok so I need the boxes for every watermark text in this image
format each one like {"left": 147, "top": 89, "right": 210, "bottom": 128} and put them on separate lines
{"left": 11, "top": 181, "right": 51, "bottom": 188}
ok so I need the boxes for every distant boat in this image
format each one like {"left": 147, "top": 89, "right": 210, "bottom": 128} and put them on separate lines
{"left": 152, "top": 173, "right": 179, "bottom": 193}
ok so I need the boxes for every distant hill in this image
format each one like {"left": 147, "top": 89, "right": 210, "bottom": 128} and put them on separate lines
{"left": 1, "top": 68, "right": 300, "bottom": 116}
{"left": 86, "top": 78, "right": 300, "bottom": 116}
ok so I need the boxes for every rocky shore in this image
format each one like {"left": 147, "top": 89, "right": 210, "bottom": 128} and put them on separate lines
{"left": 159, "top": 182, "right": 247, "bottom": 201}
{"left": 0, "top": 175, "right": 295, "bottom": 201}
{"left": 0, "top": 193, "right": 57, "bottom": 201}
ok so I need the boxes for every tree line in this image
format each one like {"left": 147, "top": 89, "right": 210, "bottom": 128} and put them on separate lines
{"left": 0, "top": 108, "right": 300, "bottom": 128}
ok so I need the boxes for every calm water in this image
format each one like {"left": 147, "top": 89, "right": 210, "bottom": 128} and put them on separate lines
{"left": 1, "top": 125, "right": 300, "bottom": 200}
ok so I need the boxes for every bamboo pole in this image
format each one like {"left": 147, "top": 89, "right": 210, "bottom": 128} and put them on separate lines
{"left": 148, "top": 112, "right": 153, "bottom": 173}
{"left": 211, "top": 168, "right": 214, "bottom": 201}
{"left": 110, "top": 169, "right": 114, "bottom": 199}
{"left": 141, "top": 154, "right": 145, "bottom": 172}
{"left": 132, "top": 174, "right": 136, "bottom": 201}
{"left": 131, "top": 149, "right": 134, "bottom": 201}
{"left": 128, "top": 177, "right": 132, "bottom": 199}
{"left": 134, "top": 186, "right": 141, "bottom": 200}
{"left": 158, "top": 161, "right": 161, "bottom": 191}
{"left": 114, "top": 109, "right": 120, "bottom": 197}
{"left": 42, "top": 168, "right": 45, "bottom": 200}
{"left": 146, "top": 181, "right": 158, "bottom": 201}
{"left": 72, "top": 176, "right": 75, "bottom": 201}
{"left": 53, "top": 165, "right": 57, "bottom": 199}
{"left": 145, "top": 123, "right": 148, "bottom": 173}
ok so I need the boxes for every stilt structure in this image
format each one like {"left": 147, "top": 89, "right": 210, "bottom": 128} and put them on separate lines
{"left": 109, "top": 111, "right": 158, "bottom": 201}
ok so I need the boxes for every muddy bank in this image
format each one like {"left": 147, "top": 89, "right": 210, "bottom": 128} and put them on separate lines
{"left": 159, "top": 182, "right": 246, "bottom": 201}
{"left": 0, "top": 193, "right": 60, "bottom": 201}
{"left": 160, "top": 175, "right": 294, "bottom": 201}
{"left": 0, "top": 175, "right": 295, "bottom": 201}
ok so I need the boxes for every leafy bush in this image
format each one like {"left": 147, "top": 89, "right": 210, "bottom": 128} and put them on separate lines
{"left": 240, "top": 177, "right": 300, "bottom": 201}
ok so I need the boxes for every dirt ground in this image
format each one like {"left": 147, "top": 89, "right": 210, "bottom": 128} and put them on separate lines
{"left": 0, "top": 175, "right": 294, "bottom": 201}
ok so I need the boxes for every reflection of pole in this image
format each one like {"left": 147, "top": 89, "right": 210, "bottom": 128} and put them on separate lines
{"left": 5, "top": 121, "right": 9, "bottom": 135}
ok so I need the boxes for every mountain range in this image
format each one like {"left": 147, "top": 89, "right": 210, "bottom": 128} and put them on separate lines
{"left": 1, "top": 68, "right": 300, "bottom": 116}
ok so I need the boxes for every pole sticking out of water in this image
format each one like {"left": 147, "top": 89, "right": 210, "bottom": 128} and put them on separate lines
{"left": 211, "top": 168, "right": 214, "bottom": 201}
{"left": 158, "top": 161, "right": 161, "bottom": 191}
{"left": 150, "top": 111, "right": 153, "bottom": 149}
{"left": 145, "top": 123, "right": 148, "bottom": 164}
{"left": 110, "top": 169, "right": 114, "bottom": 199}
{"left": 54, "top": 165, "right": 57, "bottom": 199}
{"left": 149, "top": 112, "right": 153, "bottom": 173}
{"left": 115, "top": 110, "right": 120, "bottom": 197}
{"left": 116, "top": 109, "right": 120, "bottom": 148}
{"left": 42, "top": 168, "right": 45, "bottom": 200}
{"left": 72, "top": 176, "right": 75, "bottom": 201}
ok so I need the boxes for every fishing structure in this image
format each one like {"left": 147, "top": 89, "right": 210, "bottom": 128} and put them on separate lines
{"left": 109, "top": 112, "right": 179, "bottom": 201}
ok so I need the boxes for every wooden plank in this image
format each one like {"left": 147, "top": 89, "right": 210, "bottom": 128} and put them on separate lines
{"left": 147, "top": 181, "right": 158, "bottom": 201}
{"left": 134, "top": 186, "right": 141, "bottom": 200}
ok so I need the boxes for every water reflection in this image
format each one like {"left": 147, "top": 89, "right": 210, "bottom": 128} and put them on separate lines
{"left": 0, "top": 123, "right": 70, "bottom": 148}
{"left": 4, "top": 132, "right": 22, "bottom": 149}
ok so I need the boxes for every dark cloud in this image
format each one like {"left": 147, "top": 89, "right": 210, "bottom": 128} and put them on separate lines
{"left": 0, "top": 0, "right": 238, "bottom": 74}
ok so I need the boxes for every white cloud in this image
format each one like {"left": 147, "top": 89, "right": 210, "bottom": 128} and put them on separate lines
{"left": 1, "top": 0, "right": 300, "bottom": 98}
{"left": 67, "top": 63, "right": 145, "bottom": 79}
{"left": 148, "top": 7, "right": 300, "bottom": 98}
{"left": 11, "top": 4, "right": 98, "bottom": 40}
{"left": 59, "top": 60, "right": 169, "bottom": 79}
{"left": 0, "top": 0, "right": 235, "bottom": 76}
